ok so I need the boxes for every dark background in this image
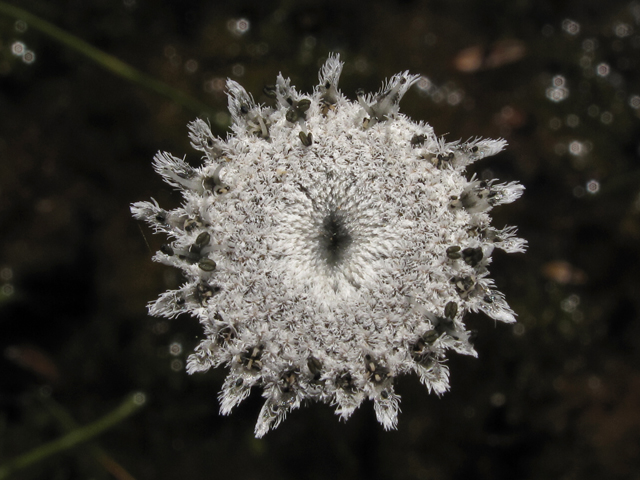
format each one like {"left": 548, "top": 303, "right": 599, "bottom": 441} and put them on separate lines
{"left": 1, "top": 0, "right": 640, "bottom": 479}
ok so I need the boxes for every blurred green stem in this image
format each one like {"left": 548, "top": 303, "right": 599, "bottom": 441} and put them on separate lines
{"left": 40, "top": 394, "right": 139, "bottom": 480}
{"left": 0, "top": 392, "right": 146, "bottom": 480}
{"left": 0, "top": 1, "right": 215, "bottom": 117}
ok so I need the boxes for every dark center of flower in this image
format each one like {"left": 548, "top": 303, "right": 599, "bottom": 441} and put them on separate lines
{"left": 318, "top": 210, "right": 352, "bottom": 267}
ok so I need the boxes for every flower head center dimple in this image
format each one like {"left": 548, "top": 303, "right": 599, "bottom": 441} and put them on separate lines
{"left": 318, "top": 209, "right": 352, "bottom": 268}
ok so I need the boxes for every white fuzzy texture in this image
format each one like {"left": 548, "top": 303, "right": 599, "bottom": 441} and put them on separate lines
{"left": 131, "top": 54, "right": 526, "bottom": 437}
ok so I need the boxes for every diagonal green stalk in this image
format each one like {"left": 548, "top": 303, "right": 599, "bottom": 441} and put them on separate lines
{"left": 0, "top": 392, "right": 146, "bottom": 480}
{"left": 40, "top": 394, "right": 139, "bottom": 480}
{"left": 0, "top": 1, "right": 215, "bottom": 117}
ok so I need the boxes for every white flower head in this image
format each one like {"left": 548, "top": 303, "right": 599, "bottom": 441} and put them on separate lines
{"left": 132, "top": 54, "right": 526, "bottom": 438}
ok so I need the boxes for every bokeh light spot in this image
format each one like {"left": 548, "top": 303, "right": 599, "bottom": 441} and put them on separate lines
{"left": 600, "top": 111, "right": 613, "bottom": 124}
{"left": 586, "top": 179, "right": 600, "bottom": 194}
{"left": 22, "top": 51, "right": 36, "bottom": 64}
{"left": 14, "top": 20, "right": 27, "bottom": 33}
{"left": 11, "top": 41, "right": 25, "bottom": 56}
{"left": 596, "top": 63, "right": 610, "bottom": 77}
{"left": 228, "top": 18, "right": 250, "bottom": 36}
{"left": 562, "top": 19, "right": 580, "bottom": 35}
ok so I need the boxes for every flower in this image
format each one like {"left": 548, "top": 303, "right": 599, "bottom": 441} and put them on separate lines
{"left": 131, "top": 54, "right": 526, "bottom": 437}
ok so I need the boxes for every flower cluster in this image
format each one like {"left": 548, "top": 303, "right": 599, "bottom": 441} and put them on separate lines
{"left": 132, "top": 54, "right": 525, "bottom": 437}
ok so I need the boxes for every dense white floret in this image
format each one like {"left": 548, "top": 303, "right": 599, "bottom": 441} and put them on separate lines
{"left": 132, "top": 54, "right": 525, "bottom": 437}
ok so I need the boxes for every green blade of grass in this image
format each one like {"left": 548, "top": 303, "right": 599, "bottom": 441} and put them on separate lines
{"left": 0, "top": 1, "right": 216, "bottom": 117}
{"left": 0, "top": 392, "right": 147, "bottom": 479}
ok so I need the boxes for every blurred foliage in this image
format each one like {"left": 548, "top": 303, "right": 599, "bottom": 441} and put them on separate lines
{"left": 1, "top": 0, "right": 639, "bottom": 479}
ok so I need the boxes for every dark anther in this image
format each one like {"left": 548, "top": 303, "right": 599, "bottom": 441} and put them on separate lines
{"left": 184, "top": 218, "right": 200, "bottom": 232}
{"left": 195, "top": 283, "right": 220, "bottom": 304}
{"left": 235, "top": 377, "right": 243, "bottom": 387}
{"left": 336, "top": 372, "right": 356, "bottom": 392}
{"left": 364, "top": 355, "right": 391, "bottom": 384}
{"left": 444, "top": 301, "right": 458, "bottom": 319}
{"left": 471, "top": 146, "right": 478, "bottom": 153}
{"left": 461, "top": 247, "right": 483, "bottom": 267}
{"left": 155, "top": 211, "right": 167, "bottom": 223}
{"left": 451, "top": 275, "right": 476, "bottom": 297}
{"left": 176, "top": 296, "right": 185, "bottom": 306}
{"left": 381, "top": 390, "right": 390, "bottom": 400}
{"left": 299, "top": 131, "right": 313, "bottom": 146}
{"left": 280, "top": 370, "right": 299, "bottom": 393}
{"left": 160, "top": 244, "right": 174, "bottom": 256}
{"left": 483, "top": 294, "right": 494, "bottom": 304}
{"left": 240, "top": 345, "right": 263, "bottom": 371}
{"left": 436, "top": 152, "right": 455, "bottom": 167}
{"left": 240, "top": 105, "right": 249, "bottom": 114}
{"left": 411, "top": 337, "right": 427, "bottom": 359}
{"left": 215, "top": 325, "right": 234, "bottom": 346}
{"left": 415, "top": 350, "right": 437, "bottom": 370}
{"left": 410, "top": 134, "right": 426, "bottom": 147}
{"left": 325, "top": 81, "right": 331, "bottom": 89}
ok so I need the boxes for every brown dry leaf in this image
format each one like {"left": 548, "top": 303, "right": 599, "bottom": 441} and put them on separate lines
{"left": 541, "top": 260, "right": 588, "bottom": 285}
{"left": 4, "top": 344, "right": 61, "bottom": 384}
{"left": 454, "top": 39, "right": 526, "bottom": 73}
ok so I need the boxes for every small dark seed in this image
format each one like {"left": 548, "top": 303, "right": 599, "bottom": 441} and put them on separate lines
{"left": 444, "top": 301, "right": 458, "bottom": 319}
{"left": 299, "top": 131, "right": 313, "bottom": 146}
{"left": 195, "top": 231, "right": 211, "bottom": 247}
{"left": 410, "top": 134, "right": 426, "bottom": 146}
{"left": 198, "top": 258, "right": 217, "bottom": 271}
{"left": 286, "top": 109, "right": 298, "bottom": 122}
{"left": 423, "top": 330, "right": 439, "bottom": 343}
{"left": 160, "top": 244, "right": 174, "bottom": 256}
{"left": 307, "top": 356, "right": 323, "bottom": 380}
{"left": 240, "top": 105, "right": 249, "bottom": 114}
{"left": 263, "top": 84, "right": 277, "bottom": 98}
{"left": 297, "top": 98, "right": 311, "bottom": 112}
